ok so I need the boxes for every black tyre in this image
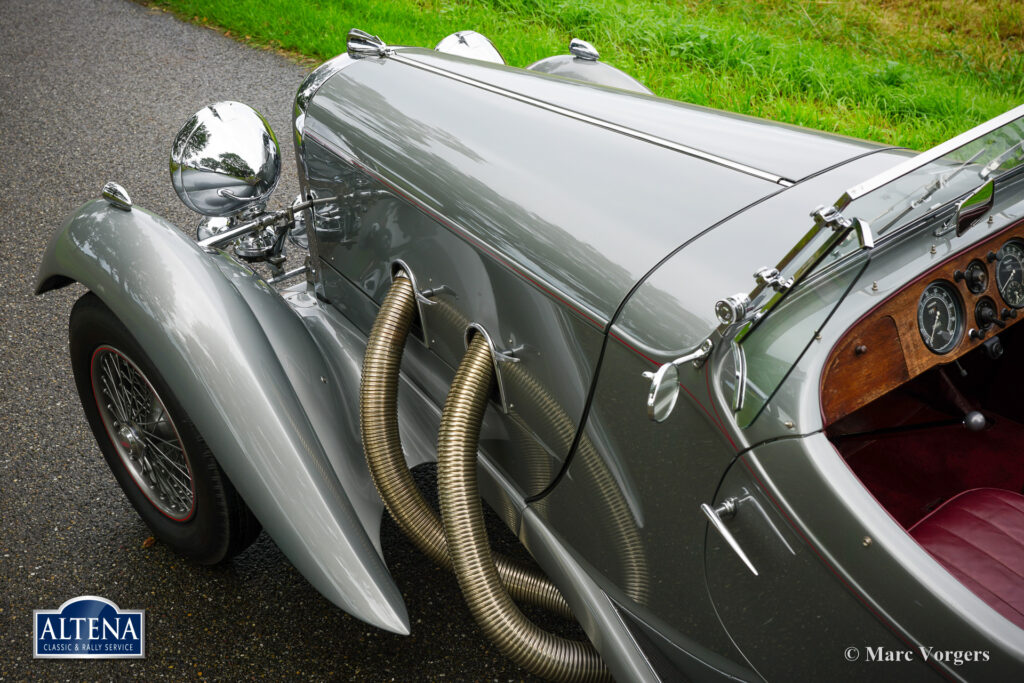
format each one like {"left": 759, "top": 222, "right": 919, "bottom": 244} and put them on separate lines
{"left": 70, "top": 292, "right": 260, "bottom": 564}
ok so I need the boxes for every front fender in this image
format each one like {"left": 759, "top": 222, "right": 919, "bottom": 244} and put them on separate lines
{"left": 37, "top": 199, "right": 409, "bottom": 634}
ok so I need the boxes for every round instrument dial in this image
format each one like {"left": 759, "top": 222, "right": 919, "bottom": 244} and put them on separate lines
{"left": 963, "top": 260, "right": 989, "bottom": 294}
{"left": 975, "top": 296, "right": 999, "bottom": 331}
{"left": 917, "top": 281, "right": 964, "bottom": 354}
{"left": 997, "top": 240, "right": 1024, "bottom": 309}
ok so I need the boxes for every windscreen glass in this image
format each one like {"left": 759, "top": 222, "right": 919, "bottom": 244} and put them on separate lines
{"left": 735, "top": 110, "right": 1024, "bottom": 427}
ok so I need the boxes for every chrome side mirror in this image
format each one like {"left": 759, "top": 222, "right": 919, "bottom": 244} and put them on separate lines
{"left": 644, "top": 363, "right": 679, "bottom": 423}
{"left": 170, "top": 101, "right": 281, "bottom": 218}
{"left": 955, "top": 179, "right": 994, "bottom": 236}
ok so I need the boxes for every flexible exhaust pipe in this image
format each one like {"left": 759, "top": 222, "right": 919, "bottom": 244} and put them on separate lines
{"left": 438, "top": 334, "right": 609, "bottom": 681}
{"left": 428, "top": 292, "right": 648, "bottom": 606}
{"left": 359, "top": 274, "right": 571, "bottom": 618}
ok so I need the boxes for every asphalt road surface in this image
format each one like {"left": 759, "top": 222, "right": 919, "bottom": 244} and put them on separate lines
{"left": 0, "top": 1, "right": 570, "bottom": 679}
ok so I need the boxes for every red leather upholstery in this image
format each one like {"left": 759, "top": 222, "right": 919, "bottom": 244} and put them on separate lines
{"left": 910, "top": 488, "right": 1024, "bottom": 629}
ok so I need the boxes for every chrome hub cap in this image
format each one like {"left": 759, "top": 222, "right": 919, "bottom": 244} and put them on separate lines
{"left": 90, "top": 346, "right": 195, "bottom": 521}
{"left": 115, "top": 423, "right": 144, "bottom": 459}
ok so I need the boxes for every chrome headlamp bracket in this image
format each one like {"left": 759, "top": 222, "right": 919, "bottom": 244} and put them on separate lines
{"left": 196, "top": 216, "right": 234, "bottom": 242}
{"left": 234, "top": 227, "right": 284, "bottom": 262}
{"left": 197, "top": 196, "right": 335, "bottom": 250}
{"left": 196, "top": 195, "right": 336, "bottom": 280}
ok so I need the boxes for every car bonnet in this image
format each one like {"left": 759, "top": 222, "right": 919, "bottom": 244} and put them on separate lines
{"left": 302, "top": 48, "right": 883, "bottom": 328}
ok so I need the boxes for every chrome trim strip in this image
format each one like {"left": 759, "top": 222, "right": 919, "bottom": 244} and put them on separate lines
{"left": 294, "top": 53, "right": 359, "bottom": 140}
{"left": 837, "top": 103, "right": 1024, "bottom": 208}
{"left": 388, "top": 51, "right": 791, "bottom": 186}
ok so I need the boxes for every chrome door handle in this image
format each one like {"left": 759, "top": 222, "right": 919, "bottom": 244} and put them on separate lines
{"left": 702, "top": 498, "right": 759, "bottom": 576}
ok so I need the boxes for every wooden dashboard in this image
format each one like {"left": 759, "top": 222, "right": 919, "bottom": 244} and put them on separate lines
{"left": 821, "top": 217, "right": 1024, "bottom": 425}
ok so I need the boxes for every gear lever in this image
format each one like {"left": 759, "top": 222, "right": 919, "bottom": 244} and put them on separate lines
{"left": 964, "top": 410, "right": 988, "bottom": 431}
{"left": 938, "top": 368, "right": 989, "bottom": 431}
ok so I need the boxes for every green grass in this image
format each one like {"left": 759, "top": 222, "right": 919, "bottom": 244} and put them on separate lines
{"left": 143, "top": 0, "right": 1023, "bottom": 150}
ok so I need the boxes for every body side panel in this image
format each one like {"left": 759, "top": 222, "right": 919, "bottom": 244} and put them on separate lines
{"left": 540, "top": 332, "right": 750, "bottom": 672}
{"left": 532, "top": 152, "right": 913, "bottom": 674}
{"left": 303, "top": 136, "right": 607, "bottom": 497}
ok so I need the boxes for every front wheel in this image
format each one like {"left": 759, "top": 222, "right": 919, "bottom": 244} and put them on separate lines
{"left": 70, "top": 292, "right": 260, "bottom": 564}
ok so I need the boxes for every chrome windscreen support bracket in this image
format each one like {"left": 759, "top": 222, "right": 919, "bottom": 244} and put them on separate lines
{"left": 731, "top": 339, "right": 746, "bottom": 413}
{"left": 715, "top": 294, "right": 751, "bottom": 326}
{"left": 753, "top": 267, "right": 793, "bottom": 294}
{"left": 713, "top": 202, "right": 875, "bottom": 343}
{"left": 811, "top": 205, "right": 874, "bottom": 249}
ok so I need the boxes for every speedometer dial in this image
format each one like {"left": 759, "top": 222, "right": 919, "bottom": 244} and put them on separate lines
{"left": 996, "top": 240, "right": 1024, "bottom": 308}
{"left": 917, "top": 281, "right": 964, "bottom": 354}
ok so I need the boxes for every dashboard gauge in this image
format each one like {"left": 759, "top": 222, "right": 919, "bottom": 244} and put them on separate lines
{"left": 962, "top": 260, "right": 989, "bottom": 294}
{"left": 997, "top": 240, "right": 1024, "bottom": 308}
{"left": 975, "top": 296, "right": 1000, "bottom": 332}
{"left": 917, "top": 281, "right": 964, "bottom": 354}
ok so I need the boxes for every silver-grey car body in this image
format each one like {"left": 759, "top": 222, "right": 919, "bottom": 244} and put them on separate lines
{"left": 36, "top": 29, "right": 1024, "bottom": 682}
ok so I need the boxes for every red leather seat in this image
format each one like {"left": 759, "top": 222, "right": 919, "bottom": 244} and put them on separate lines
{"left": 910, "top": 488, "right": 1024, "bottom": 629}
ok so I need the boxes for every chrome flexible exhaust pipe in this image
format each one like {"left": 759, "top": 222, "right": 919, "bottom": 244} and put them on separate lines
{"left": 427, "top": 290, "right": 648, "bottom": 607}
{"left": 438, "top": 334, "right": 608, "bottom": 681}
{"left": 359, "top": 274, "right": 571, "bottom": 617}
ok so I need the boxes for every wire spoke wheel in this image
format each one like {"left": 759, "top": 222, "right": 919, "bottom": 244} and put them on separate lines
{"left": 71, "top": 294, "right": 260, "bottom": 563}
{"left": 91, "top": 345, "right": 195, "bottom": 521}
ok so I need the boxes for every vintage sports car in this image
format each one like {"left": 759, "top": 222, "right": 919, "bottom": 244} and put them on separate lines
{"left": 36, "top": 27, "right": 1024, "bottom": 681}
